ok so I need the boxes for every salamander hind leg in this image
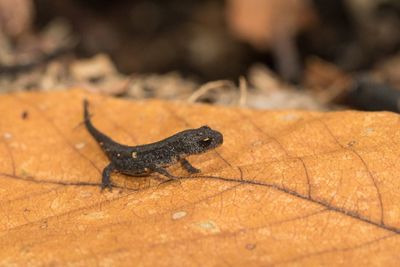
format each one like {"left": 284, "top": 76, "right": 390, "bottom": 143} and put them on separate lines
{"left": 101, "top": 164, "right": 115, "bottom": 191}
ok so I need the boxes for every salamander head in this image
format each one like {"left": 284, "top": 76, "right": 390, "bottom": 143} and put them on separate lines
{"left": 179, "top": 125, "right": 223, "bottom": 155}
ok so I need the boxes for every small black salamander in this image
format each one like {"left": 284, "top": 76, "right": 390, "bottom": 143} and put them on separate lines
{"left": 83, "top": 100, "right": 223, "bottom": 190}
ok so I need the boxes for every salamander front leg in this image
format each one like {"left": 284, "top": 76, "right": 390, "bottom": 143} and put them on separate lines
{"left": 150, "top": 166, "right": 184, "bottom": 186}
{"left": 180, "top": 158, "right": 200, "bottom": 174}
{"left": 151, "top": 166, "right": 177, "bottom": 179}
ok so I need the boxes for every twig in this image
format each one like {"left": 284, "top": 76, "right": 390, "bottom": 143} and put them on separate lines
{"left": 187, "top": 80, "right": 235, "bottom": 103}
{"left": 238, "top": 76, "right": 248, "bottom": 107}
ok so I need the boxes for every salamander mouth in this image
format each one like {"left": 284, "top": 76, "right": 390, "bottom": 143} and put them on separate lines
{"left": 212, "top": 131, "right": 223, "bottom": 146}
{"left": 216, "top": 131, "right": 223, "bottom": 145}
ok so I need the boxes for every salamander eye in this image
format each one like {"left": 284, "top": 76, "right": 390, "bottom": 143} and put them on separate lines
{"left": 199, "top": 137, "right": 212, "bottom": 148}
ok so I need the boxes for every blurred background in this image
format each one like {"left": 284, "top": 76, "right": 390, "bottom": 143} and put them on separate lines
{"left": 1, "top": 0, "right": 400, "bottom": 111}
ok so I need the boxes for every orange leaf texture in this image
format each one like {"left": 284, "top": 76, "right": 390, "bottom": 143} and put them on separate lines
{"left": 1, "top": 89, "right": 400, "bottom": 266}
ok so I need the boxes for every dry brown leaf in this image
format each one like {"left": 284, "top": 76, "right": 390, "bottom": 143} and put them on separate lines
{"left": 303, "top": 57, "right": 353, "bottom": 103}
{"left": 0, "top": 0, "right": 33, "bottom": 37}
{"left": 1, "top": 89, "right": 400, "bottom": 266}
{"left": 226, "top": 0, "right": 317, "bottom": 81}
{"left": 226, "top": 0, "right": 315, "bottom": 49}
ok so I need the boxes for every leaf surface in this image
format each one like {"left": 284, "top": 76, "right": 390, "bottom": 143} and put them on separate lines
{"left": 1, "top": 89, "right": 400, "bottom": 266}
